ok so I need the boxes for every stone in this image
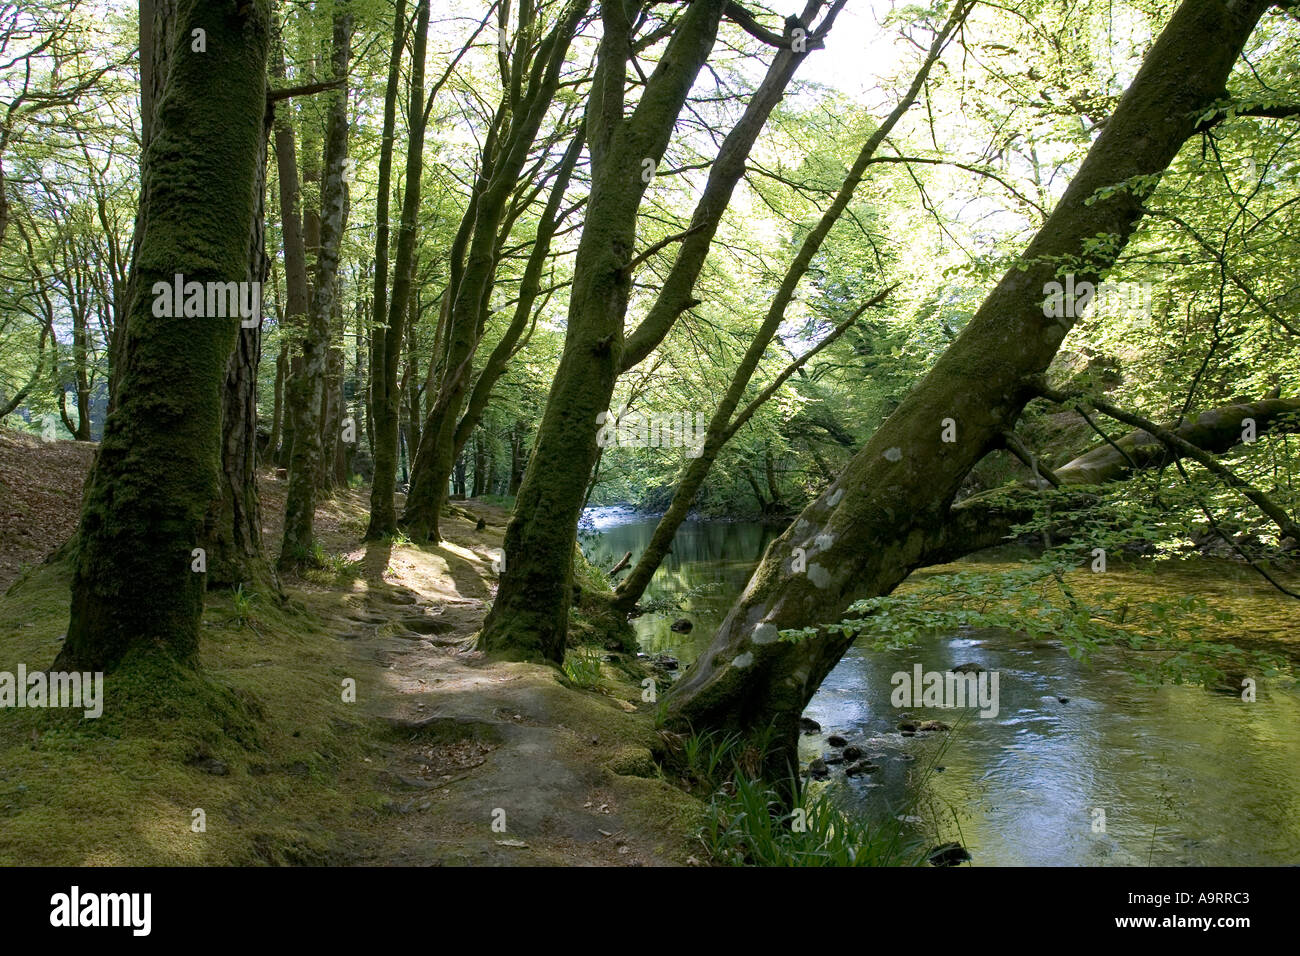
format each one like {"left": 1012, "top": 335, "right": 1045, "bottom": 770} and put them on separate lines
{"left": 927, "top": 842, "right": 971, "bottom": 866}
{"left": 844, "top": 759, "right": 880, "bottom": 777}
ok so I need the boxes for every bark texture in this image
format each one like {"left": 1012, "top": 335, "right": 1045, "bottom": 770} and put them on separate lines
{"left": 56, "top": 0, "right": 272, "bottom": 670}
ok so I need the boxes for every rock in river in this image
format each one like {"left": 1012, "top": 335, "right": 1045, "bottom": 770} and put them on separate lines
{"left": 927, "top": 842, "right": 971, "bottom": 866}
{"left": 844, "top": 759, "right": 880, "bottom": 777}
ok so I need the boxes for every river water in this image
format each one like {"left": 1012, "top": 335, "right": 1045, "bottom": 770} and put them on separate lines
{"left": 582, "top": 507, "right": 1300, "bottom": 866}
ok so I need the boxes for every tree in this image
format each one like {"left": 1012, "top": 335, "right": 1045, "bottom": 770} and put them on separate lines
{"left": 661, "top": 0, "right": 1279, "bottom": 779}
{"left": 608, "top": 2, "right": 970, "bottom": 615}
{"left": 279, "top": 0, "right": 353, "bottom": 572}
{"left": 365, "top": 0, "right": 431, "bottom": 539}
{"left": 55, "top": 0, "right": 272, "bottom": 670}
{"left": 479, "top": 0, "right": 845, "bottom": 661}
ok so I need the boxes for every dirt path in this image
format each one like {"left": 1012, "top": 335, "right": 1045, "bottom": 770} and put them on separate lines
{"left": 299, "top": 501, "right": 700, "bottom": 866}
{"left": 0, "top": 433, "right": 701, "bottom": 866}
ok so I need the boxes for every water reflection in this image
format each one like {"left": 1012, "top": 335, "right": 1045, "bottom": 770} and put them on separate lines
{"left": 581, "top": 509, "right": 779, "bottom": 658}
{"left": 582, "top": 508, "right": 1300, "bottom": 865}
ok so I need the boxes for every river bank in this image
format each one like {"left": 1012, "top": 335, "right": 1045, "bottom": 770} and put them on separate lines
{"left": 582, "top": 507, "right": 1300, "bottom": 866}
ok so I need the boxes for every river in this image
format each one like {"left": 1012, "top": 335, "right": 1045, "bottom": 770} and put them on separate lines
{"left": 581, "top": 507, "right": 1300, "bottom": 866}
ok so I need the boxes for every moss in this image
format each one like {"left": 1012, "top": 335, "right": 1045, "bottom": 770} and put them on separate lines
{"left": 609, "top": 774, "right": 708, "bottom": 863}
{"left": 572, "top": 543, "right": 612, "bottom": 596}
{"left": 0, "top": 558, "right": 389, "bottom": 866}
{"left": 605, "top": 745, "right": 658, "bottom": 778}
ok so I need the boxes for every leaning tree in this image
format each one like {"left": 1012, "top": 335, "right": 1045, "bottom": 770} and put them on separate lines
{"left": 661, "top": 0, "right": 1290, "bottom": 778}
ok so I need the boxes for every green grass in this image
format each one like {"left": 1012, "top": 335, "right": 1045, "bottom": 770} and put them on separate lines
{"left": 302, "top": 549, "right": 364, "bottom": 585}
{"left": 674, "top": 725, "right": 943, "bottom": 867}
{"left": 561, "top": 648, "right": 604, "bottom": 689}
{"left": 0, "top": 560, "right": 391, "bottom": 865}
{"left": 229, "top": 583, "right": 258, "bottom": 628}
{"left": 703, "top": 774, "right": 926, "bottom": 866}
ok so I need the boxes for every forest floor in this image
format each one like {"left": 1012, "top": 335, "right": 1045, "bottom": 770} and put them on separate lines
{"left": 0, "top": 431, "right": 704, "bottom": 866}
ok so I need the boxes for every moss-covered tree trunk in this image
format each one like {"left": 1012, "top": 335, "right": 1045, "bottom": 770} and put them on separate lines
{"left": 400, "top": 2, "right": 589, "bottom": 541}
{"left": 366, "top": 0, "right": 426, "bottom": 539}
{"left": 410, "top": 131, "right": 584, "bottom": 534}
{"left": 204, "top": 94, "right": 275, "bottom": 593}
{"left": 279, "top": 2, "right": 352, "bottom": 571}
{"left": 663, "top": 0, "right": 1273, "bottom": 779}
{"left": 478, "top": 0, "right": 732, "bottom": 661}
{"left": 55, "top": 0, "right": 272, "bottom": 671}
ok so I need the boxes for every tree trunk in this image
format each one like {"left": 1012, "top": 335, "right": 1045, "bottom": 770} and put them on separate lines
{"left": 71, "top": 292, "right": 92, "bottom": 440}
{"left": 203, "top": 91, "right": 275, "bottom": 593}
{"left": 764, "top": 447, "right": 783, "bottom": 513}
{"left": 366, "top": 0, "right": 427, "bottom": 539}
{"left": 269, "top": 341, "right": 287, "bottom": 461}
{"left": 401, "top": 2, "right": 590, "bottom": 542}
{"left": 279, "top": 2, "right": 352, "bottom": 571}
{"left": 453, "top": 454, "right": 466, "bottom": 497}
{"left": 509, "top": 422, "right": 526, "bottom": 495}
{"left": 663, "top": 0, "right": 1274, "bottom": 780}
{"left": 472, "top": 430, "right": 487, "bottom": 498}
{"left": 270, "top": 42, "right": 311, "bottom": 472}
{"left": 55, "top": 0, "right": 272, "bottom": 671}
{"left": 318, "top": 344, "right": 344, "bottom": 491}
{"left": 479, "top": 0, "right": 734, "bottom": 662}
